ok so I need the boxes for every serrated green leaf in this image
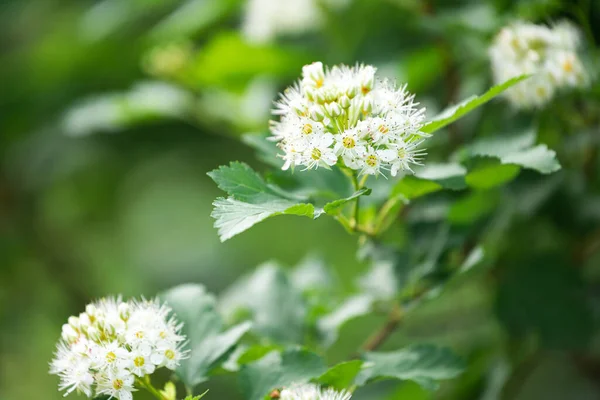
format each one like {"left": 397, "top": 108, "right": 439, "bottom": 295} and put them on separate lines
{"left": 465, "top": 163, "right": 521, "bottom": 189}
{"left": 239, "top": 349, "right": 327, "bottom": 400}
{"left": 160, "top": 284, "right": 251, "bottom": 389}
{"left": 316, "top": 360, "right": 364, "bottom": 390}
{"left": 458, "top": 130, "right": 561, "bottom": 174}
{"left": 209, "top": 162, "right": 369, "bottom": 241}
{"left": 211, "top": 197, "right": 317, "bottom": 242}
{"left": 501, "top": 144, "right": 561, "bottom": 174}
{"left": 323, "top": 188, "right": 371, "bottom": 216}
{"left": 392, "top": 176, "right": 443, "bottom": 200}
{"left": 219, "top": 262, "right": 307, "bottom": 344}
{"left": 414, "top": 163, "right": 467, "bottom": 190}
{"left": 422, "top": 75, "right": 529, "bottom": 134}
{"left": 184, "top": 389, "right": 209, "bottom": 400}
{"left": 358, "top": 344, "right": 465, "bottom": 390}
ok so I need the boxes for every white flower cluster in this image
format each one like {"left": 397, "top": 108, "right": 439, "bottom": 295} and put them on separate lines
{"left": 242, "top": 0, "right": 351, "bottom": 43}
{"left": 489, "top": 21, "right": 589, "bottom": 108}
{"left": 280, "top": 384, "right": 352, "bottom": 400}
{"left": 50, "top": 297, "right": 186, "bottom": 400}
{"left": 271, "top": 62, "right": 428, "bottom": 176}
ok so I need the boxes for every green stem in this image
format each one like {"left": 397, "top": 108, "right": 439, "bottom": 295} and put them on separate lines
{"left": 136, "top": 377, "right": 165, "bottom": 400}
{"left": 351, "top": 172, "right": 361, "bottom": 231}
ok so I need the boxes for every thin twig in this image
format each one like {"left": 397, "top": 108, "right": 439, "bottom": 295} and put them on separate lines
{"left": 360, "top": 304, "right": 403, "bottom": 352}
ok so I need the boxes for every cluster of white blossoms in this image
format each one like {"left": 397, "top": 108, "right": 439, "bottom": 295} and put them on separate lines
{"left": 49, "top": 297, "right": 186, "bottom": 400}
{"left": 242, "top": 0, "right": 351, "bottom": 43}
{"left": 270, "top": 62, "right": 428, "bottom": 176}
{"left": 280, "top": 384, "right": 352, "bottom": 400}
{"left": 489, "top": 21, "right": 589, "bottom": 108}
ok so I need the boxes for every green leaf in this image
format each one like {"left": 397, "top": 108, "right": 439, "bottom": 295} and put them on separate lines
{"left": 323, "top": 188, "right": 371, "bottom": 216}
{"left": 422, "top": 75, "right": 529, "bottom": 134}
{"left": 447, "top": 191, "right": 499, "bottom": 225}
{"left": 414, "top": 163, "right": 467, "bottom": 190}
{"left": 317, "top": 294, "right": 374, "bottom": 347}
{"left": 219, "top": 262, "right": 307, "bottom": 344}
{"left": 160, "top": 284, "right": 251, "bottom": 389}
{"left": 184, "top": 389, "right": 209, "bottom": 400}
{"left": 459, "top": 130, "right": 561, "bottom": 174}
{"left": 211, "top": 198, "right": 318, "bottom": 241}
{"left": 465, "top": 162, "right": 521, "bottom": 189}
{"left": 239, "top": 349, "right": 327, "bottom": 400}
{"left": 209, "top": 162, "right": 370, "bottom": 241}
{"left": 392, "top": 176, "right": 443, "bottom": 200}
{"left": 316, "top": 360, "right": 364, "bottom": 391}
{"left": 501, "top": 145, "right": 561, "bottom": 174}
{"left": 358, "top": 344, "right": 465, "bottom": 390}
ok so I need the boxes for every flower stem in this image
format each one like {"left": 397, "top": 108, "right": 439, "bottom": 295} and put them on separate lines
{"left": 136, "top": 376, "right": 166, "bottom": 400}
{"left": 350, "top": 172, "right": 361, "bottom": 231}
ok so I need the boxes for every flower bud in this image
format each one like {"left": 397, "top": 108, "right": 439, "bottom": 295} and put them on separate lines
{"left": 61, "top": 324, "right": 78, "bottom": 342}
{"left": 346, "top": 85, "right": 359, "bottom": 99}
{"left": 309, "top": 106, "right": 325, "bottom": 122}
{"left": 339, "top": 95, "right": 351, "bottom": 109}
{"left": 118, "top": 303, "right": 130, "bottom": 322}
{"left": 361, "top": 97, "right": 373, "bottom": 113}
{"left": 325, "top": 102, "right": 342, "bottom": 117}
{"left": 302, "top": 62, "right": 325, "bottom": 84}
{"left": 87, "top": 326, "right": 100, "bottom": 341}
{"left": 68, "top": 316, "right": 80, "bottom": 329}
{"left": 314, "top": 90, "right": 326, "bottom": 105}
{"left": 85, "top": 304, "right": 97, "bottom": 317}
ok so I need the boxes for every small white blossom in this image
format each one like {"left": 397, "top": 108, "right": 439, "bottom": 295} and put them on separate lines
{"left": 270, "top": 62, "right": 428, "bottom": 176}
{"left": 489, "top": 20, "right": 589, "bottom": 108}
{"left": 49, "top": 297, "right": 186, "bottom": 399}
{"left": 280, "top": 383, "right": 352, "bottom": 400}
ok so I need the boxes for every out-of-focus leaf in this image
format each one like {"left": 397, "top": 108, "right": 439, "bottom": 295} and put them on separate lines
{"left": 357, "top": 261, "right": 398, "bottom": 301}
{"left": 414, "top": 163, "right": 467, "bottom": 190}
{"left": 458, "top": 130, "right": 561, "bottom": 174}
{"left": 392, "top": 176, "right": 443, "bottom": 200}
{"left": 290, "top": 255, "right": 333, "bottom": 293}
{"left": 317, "top": 294, "right": 374, "bottom": 347}
{"left": 219, "top": 262, "right": 307, "bottom": 344}
{"left": 160, "top": 284, "right": 251, "bottom": 389}
{"left": 422, "top": 75, "right": 529, "bottom": 134}
{"left": 358, "top": 344, "right": 465, "bottom": 390}
{"left": 316, "top": 360, "right": 364, "bottom": 391}
{"left": 448, "top": 191, "right": 499, "bottom": 225}
{"left": 150, "top": 0, "right": 239, "bottom": 40}
{"left": 465, "top": 162, "right": 521, "bottom": 189}
{"left": 62, "top": 81, "right": 194, "bottom": 137}
{"left": 501, "top": 145, "right": 561, "bottom": 174}
{"left": 190, "top": 32, "right": 308, "bottom": 90}
{"left": 238, "top": 349, "right": 327, "bottom": 400}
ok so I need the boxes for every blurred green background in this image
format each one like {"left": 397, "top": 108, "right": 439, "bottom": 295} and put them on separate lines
{"left": 1, "top": 0, "right": 600, "bottom": 399}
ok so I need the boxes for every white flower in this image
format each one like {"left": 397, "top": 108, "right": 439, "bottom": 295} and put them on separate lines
{"left": 280, "top": 383, "right": 352, "bottom": 400}
{"left": 489, "top": 20, "right": 589, "bottom": 108}
{"left": 129, "top": 348, "right": 156, "bottom": 377}
{"left": 270, "top": 62, "right": 428, "bottom": 176}
{"left": 379, "top": 139, "right": 426, "bottom": 176}
{"left": 96, "top": 369, "right": 135, "bottom": 400}
{"left": 49, "top": 297, "right": 186, "bottom": 398}
{"left": 303, "top": 133, "right": 338, "bottom": 170}
{"left": 241, "top": 0, "right": 322, "bottom": 43}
